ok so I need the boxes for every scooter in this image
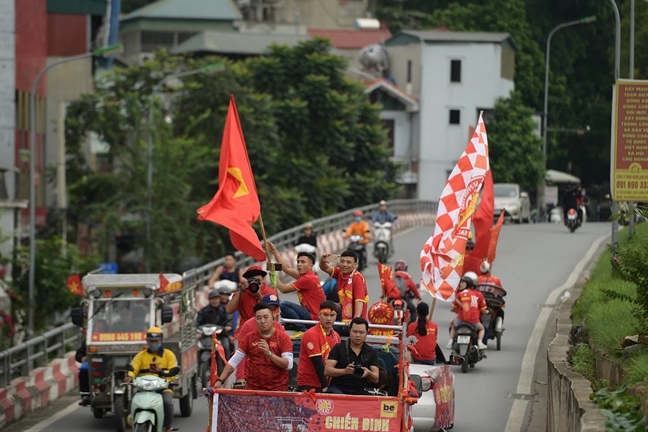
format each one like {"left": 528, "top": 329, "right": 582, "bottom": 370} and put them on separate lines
{"left": 197, "top": 324, "right": 225, "bottom": 386}
{"left": 126, "top": 365, "right": 181, "bottom": 432}
{"left": 373, "top": 222, "right": 393, "bottom": 264}
{"left": 347, "top": 234, "right": 367, "bottom": 271}
{"left": 476, "top": 283, "right": 507, "bottom": 351}
{"left": 566, "top": 208, "right": 580, "bottom": 233}
{"left": 450, "top": 323, "right": 485, "bottom": 374}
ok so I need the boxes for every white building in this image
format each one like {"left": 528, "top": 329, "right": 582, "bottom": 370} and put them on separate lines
{"left": 373, "top": 30, "right": 516, "bottom": 201}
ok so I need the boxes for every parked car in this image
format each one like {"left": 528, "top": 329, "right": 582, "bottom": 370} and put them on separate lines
{"left": 494, "top": 183, "right": 531, "bottom": 224}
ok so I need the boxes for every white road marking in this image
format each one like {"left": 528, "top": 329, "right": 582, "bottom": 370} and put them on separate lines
{"left": 24, "top": 401, "right": 79, "bottom": 432}
{"left": 504, "top": 233, "right": 608, "bottom": 432}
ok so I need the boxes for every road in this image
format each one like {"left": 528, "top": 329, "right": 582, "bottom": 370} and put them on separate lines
{"left": 19, "top": 221, "right": 610, "bottom": 432}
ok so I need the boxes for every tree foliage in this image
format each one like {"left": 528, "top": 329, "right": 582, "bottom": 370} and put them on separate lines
{"left": 65, "top": 41, "right": 400, "bottom": 271}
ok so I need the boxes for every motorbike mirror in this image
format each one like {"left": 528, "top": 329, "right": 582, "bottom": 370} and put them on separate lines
{"left": 161, "top": 305, "right": 174, "bottom": 324}
{"left": 394, "top": 215, "right": 398, "bottom": 220}
{"left": 409, "top": 374, "right": 423, "bottom": 398}
{"left": 70, "top": 306, "right": 84, "bottom": 327}
{"left": 126, "top": 364, "right": 135, "bottom": 372}
{"left": 168, "top": 366, "right": 181, "bottom": 376}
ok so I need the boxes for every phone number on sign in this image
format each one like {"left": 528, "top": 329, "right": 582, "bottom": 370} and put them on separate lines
{"left": 616, "top": 180, "right": 648, "bottom": 189}
{"left": 91, "top": 332, "right": 146, "bottom": 342}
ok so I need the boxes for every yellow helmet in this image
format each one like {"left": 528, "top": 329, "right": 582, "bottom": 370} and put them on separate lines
{"left": 468, "top": 231, "right": 474, "bottom": 240}
{"left": 146, "top": 327, "right": 163, "bottom": 340}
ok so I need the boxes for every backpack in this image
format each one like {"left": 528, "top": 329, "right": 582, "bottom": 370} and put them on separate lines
{"left": 395, "top": 276, "right": 407, "bottom": 298}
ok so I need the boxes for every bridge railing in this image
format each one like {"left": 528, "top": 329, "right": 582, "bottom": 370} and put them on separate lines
{"left": 0, "top": 199, "right": 436, "bottom": 386}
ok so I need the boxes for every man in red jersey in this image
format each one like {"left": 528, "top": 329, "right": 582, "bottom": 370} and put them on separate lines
{"left": 214, "top": 302, "right": 293, "bottom": 391}
{"left": 319, "top": 251, "right": 369, "bottom": 327}
{"left": 266, "top": 241, "right": 326, "bottom": 339}
{"left": 446, "top": 272, "right": 488, "bottom": 350}
{"left": 226, "top": 266, "right": 275, "bottom": 325}
{"left": 297, "top": 301, "right": 342, "bottom": 392}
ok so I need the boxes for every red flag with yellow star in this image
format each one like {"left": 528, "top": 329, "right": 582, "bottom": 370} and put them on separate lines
{"left": 197, "top": 95, "right": 265, "bottom": 261}
{"left": 67, "top": 274, "right": 83, "bottom": 296}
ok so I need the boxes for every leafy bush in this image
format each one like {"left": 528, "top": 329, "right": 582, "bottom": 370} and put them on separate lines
{"left": 591, "top": 386, "right": 647, "bottom": 432}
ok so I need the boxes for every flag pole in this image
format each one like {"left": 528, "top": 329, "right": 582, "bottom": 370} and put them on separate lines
{"left": 428, "top": 298, "right": 437, "bottom": 320}
{"left": 258, "top": 213, "right": 280, "bottom": 296}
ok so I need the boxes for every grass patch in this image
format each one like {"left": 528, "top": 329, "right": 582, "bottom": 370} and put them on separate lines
{"left": 625, "top": 348, "right": 648, "bottom": 386}
{"left": 570, "top": 343, "right": 605, "bottom": 390}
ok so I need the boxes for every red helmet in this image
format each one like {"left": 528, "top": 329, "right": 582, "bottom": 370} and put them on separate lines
{"left": 353, "top": 210, "right": 363, "bottom": 217}
{"left": 394, "top": 260, "right": 408, "bottom": 272}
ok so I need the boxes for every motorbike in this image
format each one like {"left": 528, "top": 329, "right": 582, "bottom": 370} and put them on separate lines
{"left": 197, "top": 324, "right": 225, "bottom": 386}
{"left": 477, "top": 283, "right": 507, "bottom": 351}
{"left": 449, "top": 323, "right": 485, "bottom": 374}
{"left": 372, "top": 222, "right": 393, "bottom": 264}
{"left": 566, "top": 208, "right": 580, "bottom": 233}
{"left": 126, "top": 365, "right": 181, "bottom": 432}
{"left": 346, "top": 234, "right": 367, "bottom": 271}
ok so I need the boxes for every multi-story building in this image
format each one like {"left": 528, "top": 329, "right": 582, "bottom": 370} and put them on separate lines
{"left": 372, "top": 30, "right": 517, "bottom": 200}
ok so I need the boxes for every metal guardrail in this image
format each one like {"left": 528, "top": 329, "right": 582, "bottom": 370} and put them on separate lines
{"left": 0, "top": 199, "right": 436, "bottom": 386}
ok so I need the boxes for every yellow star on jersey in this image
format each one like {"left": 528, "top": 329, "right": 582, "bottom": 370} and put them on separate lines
{"left": 227, "top": 167, "right": 250, "bottom": 199}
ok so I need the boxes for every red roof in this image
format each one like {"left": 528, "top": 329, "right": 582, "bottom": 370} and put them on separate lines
{"left": 307, "top": 29, "right": 392, "bottom": 50}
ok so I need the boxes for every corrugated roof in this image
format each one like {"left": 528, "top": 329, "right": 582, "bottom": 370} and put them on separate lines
{"left": 171, "top": 31, "right": 312, "bottom": 55}
{"left": 390, "top": 30, "right": 518, "bottom": 50}
{"left": 307, "top": 29, "right": 392, "bottom": 50}
{"left": 121, "top": 0, "right": 242, "bottom": 22}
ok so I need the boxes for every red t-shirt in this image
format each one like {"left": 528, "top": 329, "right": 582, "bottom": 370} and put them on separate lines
{"left": 453, "top": 289, "right": 487, "bottom": 323}
{"left": 297, "top": 324, "right": 341, "bottom": 388}
{"left": 292, "top": 271, "right": 326, "bottom": 320}
{"left": 237, "top": 327, "right": 293, "bottom": 391}
{"left": 230, "top": 284, "right": 276, "bottom": 323}
{"left": 234, "top": 318, "right": 284, "bottom": 381}
{"left": 407, "top": 320, "right": 438, "bottom": 361}
{"left": 394, "top": 271, "right": 421, "bottom": 299}
{"left": 331, "top": 267, "right": 369, "bottom": 321}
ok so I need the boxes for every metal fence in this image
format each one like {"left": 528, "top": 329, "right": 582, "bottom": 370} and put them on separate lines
{"left": 0, "top": 199, "right": 436, "bottom": 386}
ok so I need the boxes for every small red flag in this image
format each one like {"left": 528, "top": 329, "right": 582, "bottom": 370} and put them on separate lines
{"left": 159, "top": 272, "right": 169, "bottom": 292}
{"left": 377, "top": 262, "right": 400, "bottom": 299}
{"left": 472, "top": 170, "right": 494, "bottom": 260}
{"left": 487, "top": 211, "right": 505, "bottom": 264}
{"left": 197, "top": 95, "right": 265, "bottom": 262}
{"left": 67, "top": 274, "right": 83, "bottom": 296}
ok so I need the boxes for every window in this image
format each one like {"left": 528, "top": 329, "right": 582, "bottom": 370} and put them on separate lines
{"left": 382, "top": 119, "right": 395, "bottom": 148}
{"left": 450, "top": 60, "right": 462, "bottom": 83}
{"left": 407, "top": 60, "right": 412, "bottom": 83}
{"left": 449, "top": 109, "right": 461, "bottom": 125}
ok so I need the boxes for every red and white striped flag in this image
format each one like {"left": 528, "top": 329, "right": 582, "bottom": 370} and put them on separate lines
{"left": 420, "top": 114, "right": 490, "bottom": 302}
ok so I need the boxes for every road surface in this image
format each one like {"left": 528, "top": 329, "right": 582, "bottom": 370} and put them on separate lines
{"left": 14, "top": 221, "right": 610, "bottom": 432}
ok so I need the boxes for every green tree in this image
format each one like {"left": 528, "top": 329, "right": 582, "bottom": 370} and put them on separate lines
{"left": 487, "top": 91, "right": 544, "bottom": 192}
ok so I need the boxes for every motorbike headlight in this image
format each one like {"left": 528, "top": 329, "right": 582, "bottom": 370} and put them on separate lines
{"left": 139, "top": 379, "right": 157, "bottom": 390}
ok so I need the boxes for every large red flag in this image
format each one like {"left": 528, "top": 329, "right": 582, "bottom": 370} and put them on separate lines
{"left": 197, "top": 96, "right": 265, "bottom": 262}
{"left": 487, "top": 211, "right": 505, "bottom": 264}
{"left": 420, "top": 114, "right": 489, "bottom": 302}
{"left": 471, "top": 170, "right": 494, "bottom": 260}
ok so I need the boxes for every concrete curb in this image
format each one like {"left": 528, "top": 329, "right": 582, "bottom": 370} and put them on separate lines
{"left": 546, "top": 239, "right": 608, "bottom": 432}
{"left": 0, "top": 353, "right": 78, "bottom": 429}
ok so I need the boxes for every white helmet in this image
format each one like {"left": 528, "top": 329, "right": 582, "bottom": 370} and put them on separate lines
{"left": 460, "top": 271, "right": 478, "bottom": 288}
{"left": 480, "top": 261, "right": 491, "bottom": 274}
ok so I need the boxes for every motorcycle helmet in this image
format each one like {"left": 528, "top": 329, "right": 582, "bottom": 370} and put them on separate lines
{"left": 208, "top": 289, "right": 220, "bottom": 299}
{"left": 466, "top": 239, "right": 475, "bottom": 251}
{"left": 394, "top": 260, "right": 408, "bottom": 272}
{"left": 353, "top": 210, "right": 363, "bottom": 217}
{"left": 480, "top": 261, "right": 491, "bottom": 274}
{"left": 146, "top": 327, "right": 164, "bottom": 341}
{"left": 461, "top": 271, "right": 478, "bottom": 288}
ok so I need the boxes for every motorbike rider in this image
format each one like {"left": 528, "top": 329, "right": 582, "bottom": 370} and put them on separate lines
{"left": 446, "top": 272, "right": 488, "bottom": 350}
{"left": 266, "top": 241, "right": 326, "bottom": 339}
{"left": 562, "top": 184, "right": 583, "bottom": 225}
{"left": 295, "top": 222, "right": 318, "bottom": 248}
{"left": 207, "top": 252, "right": 244, "bottom": 289}
{"left": 477, "top": 261, "right": 505, "bottom": 334}
{"left": 196, "top": 289, "right": 234, "bottom": 359}
{"left": 214, "top": 302, "right": 293, "bottom": 391}
{"left": 372, "top": 200, "right": 396, "bottom": 253}
{"left": 297, "top": 300, "right": 342, "bottom": 392}
{"left": 124, "top": 327, "right": 178, "bottom": 432}
{"left": 344, "top": 210, "right": 371, "bottom": 267}
{"left": 393, "top": 260, "right": 421, "bottom": 323}
{"left": 319, "top": 250, "right": 369, "bottom": 327}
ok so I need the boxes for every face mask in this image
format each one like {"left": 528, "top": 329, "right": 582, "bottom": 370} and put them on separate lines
{"left": 355, "top": 217, "right": 361, "bottom": 222}
{"left": 148, "top": 342, "right": 161, "bottom": 352}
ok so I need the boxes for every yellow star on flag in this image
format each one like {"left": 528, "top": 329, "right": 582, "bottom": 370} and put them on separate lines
{"left": 227, "top": 167, "right": 250, "bottom": 199}
{"left": 68, "top": 281, "right": 78, "bottom": 294}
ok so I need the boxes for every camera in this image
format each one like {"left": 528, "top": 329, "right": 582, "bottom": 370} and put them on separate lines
{"left": 353, "top": 364, "right": 365, "bottom": 376}
{"left": 248, "top": 279, "right": 261, "bottom": 294}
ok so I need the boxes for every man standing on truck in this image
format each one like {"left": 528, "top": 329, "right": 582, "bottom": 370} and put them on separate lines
{"left": 297, "top": 300, "right": 341, "bottom": 392}
{"left": 319, "top": 251, "right": 369, "bottom": 326}
{"left": 214, "top": 302, "right": 293, "bottom": 391}
{"left": 226, "top": 265, "right": 275, "bottom": 325}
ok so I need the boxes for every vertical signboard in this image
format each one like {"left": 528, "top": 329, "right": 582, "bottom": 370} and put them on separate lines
{"left": 611, "top": 79, "right": 648, "bottom": 201}
{"left": 0, "top": 0, "right": 15, "bottom": 185}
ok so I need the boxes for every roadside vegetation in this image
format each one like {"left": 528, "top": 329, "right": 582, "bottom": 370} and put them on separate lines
{"left": 570, "top": 215, "right": 648, "bottom": 430}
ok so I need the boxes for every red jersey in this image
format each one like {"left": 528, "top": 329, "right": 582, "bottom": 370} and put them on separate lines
{"left": 237, "top": 326, "right": 293, "bottom": 391}
{"left": 234, "top": 318, "right": 284, "bottom": 381}
{"left": 477, "top": 274, "right": 503, "bottom": 290}
{"left": 331, "top": 267, "right": 369, "bottom": 321}
{"left": 292, "top": 271, "right": 326, "bottom": 320}
{"left": 452, "top": 288, "right": 487, "bottom": 323}
{"left": 407, "top": 320, "right": 438, "bottom": 361}
{"left": 394, "top": 271, "right": 421, "bottom": 299}
{"left": 297, "top": 324, "right": 341, "bottom": 388}
{"left": 230, "top": 284, "right": 276, "bottom": 323}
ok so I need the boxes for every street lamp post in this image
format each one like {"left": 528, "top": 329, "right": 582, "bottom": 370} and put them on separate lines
{"left": 609, "top": 0, "right": 621, "bottom": 248}
{"left": 540, "top": 16, "right": 596, "bottom": 220}
{"left": 27, "top": 44, "right": 123, "bottom": 338}
{"left": 144, "top": 62, "right": 225, "bottom": 272}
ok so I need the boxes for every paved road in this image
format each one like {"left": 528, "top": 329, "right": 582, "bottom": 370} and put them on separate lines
{"left": 25, "top": 221, "right": 609, "bottom": 432}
